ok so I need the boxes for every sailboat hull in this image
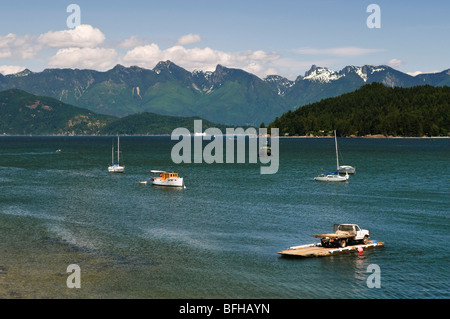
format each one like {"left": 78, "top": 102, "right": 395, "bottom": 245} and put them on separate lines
{"left": 152, "top": 177, "right": 184, "bottom": 187}
{"left": 108, "top": 136, "right": 125, "bottom": 173}
{"left": 108, "top": 164, "right": 124, "bottom": 173}
{"left": 314, "top": 130, "right": 350, "bottom": 182}
{"left": 314, "top": 174, "right": 349, "bottom": 182}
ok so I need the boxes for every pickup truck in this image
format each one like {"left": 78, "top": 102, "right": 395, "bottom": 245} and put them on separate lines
{"left": 313, "top": 224, "right": 370, "bottom": 248}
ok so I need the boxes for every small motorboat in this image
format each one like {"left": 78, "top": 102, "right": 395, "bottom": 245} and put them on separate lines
{"left": 150, "top": 170, "right": 184, "bottom": 187}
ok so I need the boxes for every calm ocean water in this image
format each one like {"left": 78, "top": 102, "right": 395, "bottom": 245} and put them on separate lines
{"left": 0, "top": 136, "right": 448, "bottom": 299}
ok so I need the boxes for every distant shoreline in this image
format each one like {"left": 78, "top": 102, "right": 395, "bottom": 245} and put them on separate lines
{"left": 278, "top": 135, "right": 450, "bottom": 139}
{"left": 0, "top": 134, "right": 448, "bottom": 139}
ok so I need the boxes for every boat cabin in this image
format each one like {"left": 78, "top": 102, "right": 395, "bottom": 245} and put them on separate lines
{"left": 151, "top": 170, "right": 178, "bottom": 181}
{"left": 159, "top": 172, "right": 178, "bottom": 180}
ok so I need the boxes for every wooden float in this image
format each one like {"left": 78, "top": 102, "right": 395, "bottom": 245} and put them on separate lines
{"left": 278, "top": 241, "right": 384, "bottom": 258}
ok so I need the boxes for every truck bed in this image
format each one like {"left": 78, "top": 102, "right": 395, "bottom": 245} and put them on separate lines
{"left": 313, "top": 231, "right": 355, "bottom": 239}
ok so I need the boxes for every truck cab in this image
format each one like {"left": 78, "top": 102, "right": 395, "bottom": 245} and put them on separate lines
{"left": 334, "top": 224, "right": 370, "bottom": 244}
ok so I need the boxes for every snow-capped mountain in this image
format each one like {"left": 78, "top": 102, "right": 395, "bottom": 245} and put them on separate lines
{"left": 303, "top": 65, "right": 344, "bottom": 83}
{"left": 291, "top": 64, "right": 407, "bottom": 84}
{"left": 0, "top": 61, "right": 448, "bottom": 125}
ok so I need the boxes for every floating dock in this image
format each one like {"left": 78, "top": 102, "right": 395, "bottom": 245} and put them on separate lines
{"left": 278, "top": 241, "right": 384, "bottom": 258}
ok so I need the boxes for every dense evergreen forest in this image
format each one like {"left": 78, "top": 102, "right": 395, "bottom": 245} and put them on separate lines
{"left": 268, "top": 83, "right": 450, "bottom": 137}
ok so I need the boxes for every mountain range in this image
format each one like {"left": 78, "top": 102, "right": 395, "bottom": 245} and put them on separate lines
{"left": 1, "top": 62, "right": 449, "bottom": 126}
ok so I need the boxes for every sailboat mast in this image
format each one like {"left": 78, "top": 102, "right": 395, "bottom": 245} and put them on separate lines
{"left": 334, "top": 130, "right": 339, "bottom": 170}
{"left": 111, "top": 140, "right": 114, "bottom": 165}
{"left": 117, "top": 136, "right": 120, "bottom": 164}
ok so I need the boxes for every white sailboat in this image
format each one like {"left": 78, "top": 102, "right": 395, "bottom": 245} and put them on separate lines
{"left": 314, "top": 130, "right": 349, "bottom": 182}
{"left": 108, "top": 136, "right": 125, "bottom": 173}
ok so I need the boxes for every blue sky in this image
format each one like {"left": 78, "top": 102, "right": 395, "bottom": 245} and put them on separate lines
{"left": 0, "top": 0, "right": 449, "bottom": 79}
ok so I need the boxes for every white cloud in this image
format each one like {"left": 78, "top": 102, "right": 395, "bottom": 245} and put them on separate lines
{"left": 0, "top": 33, "right": 16, "bottom": 48}
{"left": 387, "top": 58, "right": 403, "bottom": 68}
{"left": 47, "top": 47, "right": 118, "bottom": 71}
{"left": 407, "top": 71, "right": 423, "bottom": 76}
{"left": 407, "top": 70, "right": 440, "bottom": 77}
{"left": 2, "top": 27, "right": 365, "bottom": 79}
{"left": 38, "top": 25, "right": 105, "bottom": 48}
{"left": 123, "top": 43, "right": 281, "bottom": 77}
{"left": 0, "top": 50, "right": 11, "bottom": 59}
{"left": 0, "top": 33, "right": 41, "bottom": 60}
{"left": 118, "top": 36, "right": 148, "bottom": 49}
{"left": 294, "top": 46, "right": 383, "bottom": 56}
{"left": 176, "top": 33, "right": 202, "bottom": 46}
{"left": 0, "top": 65, "right": 27, "bottom": 75}
{"left": 124, "top": 44, "right": 230, "bottom": 70}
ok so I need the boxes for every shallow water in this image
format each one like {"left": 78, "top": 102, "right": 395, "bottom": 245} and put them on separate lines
{"left": 0, "top": 136, "right": 448, "bottom": 298}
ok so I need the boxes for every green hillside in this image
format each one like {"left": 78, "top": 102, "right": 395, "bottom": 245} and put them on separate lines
{"left": 0, "top": 89, "right": 115, "bottom": 135}
{"left": 0, "top": 89, "right": 228, "bottom": 135}
{"left": 269, "top": 83, "right": 450, "bottom": 137}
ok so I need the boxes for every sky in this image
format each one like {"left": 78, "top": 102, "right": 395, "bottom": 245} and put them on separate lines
{"left": 0, "top": 0, "right": 449, "bottom": 80}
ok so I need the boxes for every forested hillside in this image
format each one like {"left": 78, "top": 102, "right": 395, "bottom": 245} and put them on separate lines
{"left": 268, "top": 83, "right": 450, "bottom": 137}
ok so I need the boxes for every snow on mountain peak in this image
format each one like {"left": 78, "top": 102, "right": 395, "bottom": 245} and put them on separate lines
{"left": 264, "top": 75, "right": 295, "bottom": 95}
{"left": 304, "top": 65, "right": 343, "bottom": 83}
{"left": 355, "top": 65, "right": 386, "bottom": 82}
{"left": 302, "top": 65, "right": 389, "bottom": 83}
{"left": 355, "top": 67, "right": 367, "bottom": 82}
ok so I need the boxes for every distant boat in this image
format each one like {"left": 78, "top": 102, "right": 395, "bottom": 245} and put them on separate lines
{"left": 314, "top": 130, "right": 349, "bottom": 182}
{"left": 150, "top": 170, "right": 184, "bottom": 187}
{"left": 259, "top": 140, "right": 271, "bottom": 156}
{"left": 337, "top": 136, "right": 355, "bottom": 174}
{"left": 338, "top": 165, "right": 356, "bottom": 175}
{"left": 108, "top": 136, "right": 125, "bottom": 173}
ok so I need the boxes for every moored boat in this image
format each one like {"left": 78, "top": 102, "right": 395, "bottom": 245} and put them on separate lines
{"left": 338, "top": 165, "right": 356, "bottom": 174}
{"left": 150, "top": 170, "right": 184, "bottom": 187}
{"left": 314, "top": 130, "right": 349, "bottom": 182}
{"left": 108, "top": 136, "right": 125, "bottom": 173}
{"left": 314, "top": 171, "right": 349, "bottom": 182}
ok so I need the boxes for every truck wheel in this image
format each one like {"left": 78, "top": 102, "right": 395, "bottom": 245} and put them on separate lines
{"left": 362, "top": 236, "right": 369, "bottom": 244}
{"left": 339, "top": 239, "right": 346, "bottom": 248}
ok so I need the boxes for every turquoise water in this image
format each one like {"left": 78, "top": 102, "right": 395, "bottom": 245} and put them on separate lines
{"left": 0, "top": 136, "right": 449, "bottom": 298}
